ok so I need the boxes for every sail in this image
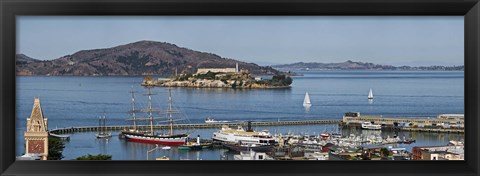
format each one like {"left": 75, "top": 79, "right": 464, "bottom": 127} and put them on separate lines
{"left": 303, "top": 92, "right": 312, "bottom": 107}
{"left": 368, "top": 89, "right": 374, "bottom": 99}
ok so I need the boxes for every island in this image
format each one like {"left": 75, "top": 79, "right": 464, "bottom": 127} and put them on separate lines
{"left": 142, "top": 64, "right": 292, "bottom": 89}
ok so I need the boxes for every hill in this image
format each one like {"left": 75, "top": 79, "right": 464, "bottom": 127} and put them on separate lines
{"left": 16, "top": 41, "right": 281, "bottom": 76}
{"left": 272, "top": 60, "right": 464, "bottom": 71}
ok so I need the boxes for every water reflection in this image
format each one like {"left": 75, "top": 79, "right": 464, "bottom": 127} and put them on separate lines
{"left": 304, "top": 106, "right": 311, "bottom": 112}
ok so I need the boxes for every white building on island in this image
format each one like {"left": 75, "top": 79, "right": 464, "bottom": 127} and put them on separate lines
{"left": 196, "top": 63, "right": 239, "bottom": 74}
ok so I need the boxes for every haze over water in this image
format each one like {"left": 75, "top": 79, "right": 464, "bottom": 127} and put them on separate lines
{"left": 15, "top": 70, "right": 464, "bottom": 159}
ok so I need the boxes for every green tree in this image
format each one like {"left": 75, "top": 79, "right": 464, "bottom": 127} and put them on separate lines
{"left": 270, "top": 74, "right": 293, "bottom": 86}
{"left": 76, "top": 154, "right": 112, "bottom": 160}
{"left": 47, "top": 137, "right": 65, "bottom": 160}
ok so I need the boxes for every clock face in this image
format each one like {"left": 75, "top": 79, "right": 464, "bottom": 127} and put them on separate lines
{"left": 28, "top": 140, "right": 45, "bottom": 153}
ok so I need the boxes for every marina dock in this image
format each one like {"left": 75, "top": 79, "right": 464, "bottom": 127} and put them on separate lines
{"left": 49, "top": 119, "right": 342, "bottom": 134}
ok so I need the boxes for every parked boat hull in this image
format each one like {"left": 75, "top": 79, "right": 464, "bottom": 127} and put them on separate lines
{"left": 178, "top": 145, "right": 203, "bottom": 150}
{"left": 124, "top": 134, "right": 187, "bottom": 145}
{"left": 96, "top": 133, "right": 112, "bottom": 138}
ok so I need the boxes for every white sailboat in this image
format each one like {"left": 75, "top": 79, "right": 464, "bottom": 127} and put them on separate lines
{"left": 96, "top": 113, "right": 112, "bottom": 138}
{"left": 303, "top": 92, "right": 312, "bottom": 108}
{"left": 368, "top": 89, "right": 374, "bottom": 99}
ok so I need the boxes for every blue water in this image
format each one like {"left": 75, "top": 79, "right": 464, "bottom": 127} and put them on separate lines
{"left": 15, "top": 70, "right": 464, "bottom": 160}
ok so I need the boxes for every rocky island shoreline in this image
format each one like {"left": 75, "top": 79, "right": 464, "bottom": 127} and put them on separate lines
{"left": 142, "top": 66, "right": 292, "bottom": 89}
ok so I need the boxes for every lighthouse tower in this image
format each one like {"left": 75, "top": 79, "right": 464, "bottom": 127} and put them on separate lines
{"left": 236, "top": 62, "right": 239, "bottom": 73}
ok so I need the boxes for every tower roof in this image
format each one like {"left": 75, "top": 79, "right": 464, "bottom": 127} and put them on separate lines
{"left": 27, "top": 97, "right": 47, "bottom": 132}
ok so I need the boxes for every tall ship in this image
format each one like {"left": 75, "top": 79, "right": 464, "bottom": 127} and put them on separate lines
{"left": 121, "top": 87, "right": 189, "bottom": 145}
{"left": 212, "top": 122, "right": 276, "bottom": 145}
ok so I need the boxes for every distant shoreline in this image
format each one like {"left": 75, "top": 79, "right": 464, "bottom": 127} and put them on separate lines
{"left": 272, "top": 60, "right": 464, "bottom": 72}
{"left": 16, "top": 69, "right": 465, "bottom": 77}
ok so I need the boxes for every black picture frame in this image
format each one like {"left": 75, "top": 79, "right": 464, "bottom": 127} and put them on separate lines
{"left": 1, "top": 0, "right": 479, "bottom": 176}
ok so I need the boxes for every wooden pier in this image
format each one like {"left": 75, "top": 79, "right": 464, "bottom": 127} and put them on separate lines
{"left": 340, "top": 122, "right": 464, "bottom": 133}
{"left": 49, "top": 119, "right": 342, "bottom": 134}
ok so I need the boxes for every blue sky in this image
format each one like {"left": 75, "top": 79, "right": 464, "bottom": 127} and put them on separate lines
{"left": 17, "top": 16, "right": 463, "bottom": 66}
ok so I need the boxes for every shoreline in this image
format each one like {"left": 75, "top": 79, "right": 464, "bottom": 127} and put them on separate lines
{"left": 16, "top": 70, "right": 465, "bottom": 77}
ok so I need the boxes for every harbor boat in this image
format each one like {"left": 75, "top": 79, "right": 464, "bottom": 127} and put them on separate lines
{"left": 162, "top": 146, "right": 171, "bottom": 150}
{"left": 205, "top": 117, "right": 229, "bottom": 123}
{"left": 233, "top": 150, "right": 274, "bottom": 160}
{"left": 361, "top": 121, "right": 382, "bottom": 130}
{"left": 212, "top": 122, "right": 276, "bottom": 145}
{"left": 402, "top": 139, "right": 416, "bottom": 144}
{"left": 330, "top": 133, "right": 342, "bottom": 139}
{"left": 121, "top": 88, "right": 189, "bottom": 145}
{"left": 303, "top": 92, "right": 312, "bottom": 108}
{"left": 224, "top": 142, "right": 274, "bottom": 152}
{"left": 179, "top": 135, "right": 211, "bottom": 150}
{"left": 95, "top": 113, "right": 112, "bottom": 138}
{"left": 320, "top": 133, "right": 330, "bottom": 139}
{"left": 178, "top": 142, "right": 202, "bottom": 150}
{"left": 368, "top": 89, "right": 374, "bottom": 99}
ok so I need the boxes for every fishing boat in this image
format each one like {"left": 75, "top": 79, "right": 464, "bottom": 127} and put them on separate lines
{"left": 95, "top": 113, "right": 112, "bottom": 138}
{"left": 121, "top": 87, "right": 189, "bottom": 145}
{"left": 368, "top": 89, "right": 374, "bottom": 99}
{"left": 303, "top": 92, "right": 312, "bottom": 108}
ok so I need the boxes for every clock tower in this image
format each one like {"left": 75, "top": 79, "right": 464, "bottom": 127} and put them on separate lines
{"left": 24, "top": 97, "right": 49, "bottom": 160}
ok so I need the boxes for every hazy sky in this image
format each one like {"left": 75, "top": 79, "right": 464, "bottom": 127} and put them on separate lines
{"left": 17, "top": 16, "right": 463, "bottom": 66}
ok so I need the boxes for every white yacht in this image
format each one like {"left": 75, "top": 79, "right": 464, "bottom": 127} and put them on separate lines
{"left": 361, "top": 122, "right": 381, "bottom": 130}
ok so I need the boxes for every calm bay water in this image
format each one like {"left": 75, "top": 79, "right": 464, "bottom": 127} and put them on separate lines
{"left": 15, "top": 70, "right": 464, "bottom": 160}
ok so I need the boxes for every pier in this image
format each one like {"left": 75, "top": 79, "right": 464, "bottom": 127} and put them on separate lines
{"left": 49, "top": 119, "right": 342, "bottom": 134}
{"left": 341, "top": 112, "right": 465, "bottom": 134}
{"left": 339, "top": 122, "right": 464, "bottom": 133}
{"left": 49, "top": 113, "right": 466, "bottom": 135}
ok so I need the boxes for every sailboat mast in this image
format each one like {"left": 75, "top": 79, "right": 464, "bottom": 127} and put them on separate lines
{"left": 102, "top": 115, "right": 107, "bottom": 134}
{"left": 168, "top": 89, "right": 173, "bottom": 136}
{"left": 130, "top": 88, "right": 137, "bottom": 130}
{"left": 147, "top": 87, "right": 154, "bottom": 135}
{"left": 98, "top": 116, "right": 102, "bottom": 134}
